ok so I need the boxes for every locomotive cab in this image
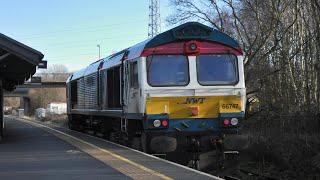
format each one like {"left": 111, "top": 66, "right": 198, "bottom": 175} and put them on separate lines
{"left": 122, "top": 23, "right": 246, "bottom": 155}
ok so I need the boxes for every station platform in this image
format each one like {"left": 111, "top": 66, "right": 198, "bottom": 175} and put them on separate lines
{"left": 0, "top": 116, "right": 222, "bottom": 180}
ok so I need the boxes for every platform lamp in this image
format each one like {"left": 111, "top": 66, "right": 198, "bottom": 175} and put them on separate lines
{"left": 97, "top": 44, "right": 101, "bottom": 60}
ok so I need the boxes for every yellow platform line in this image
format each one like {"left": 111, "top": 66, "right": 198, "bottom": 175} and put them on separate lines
{"left": 18, "top": 118, "right": 172, "bottom": 180}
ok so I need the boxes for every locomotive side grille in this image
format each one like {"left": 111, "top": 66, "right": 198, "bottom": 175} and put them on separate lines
{"left": 84, "top": 73, "right": 98, "bottom": 109}
{"left": 77, "top": 78, "right": 85, "bottom": 109}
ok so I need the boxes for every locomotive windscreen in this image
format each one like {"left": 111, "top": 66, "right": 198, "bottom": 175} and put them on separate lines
{"left": 147, "top": 55, "right": 189, "bottom": 86}
{"left": 196, "top": 54, "right": 238, "bottom": 85}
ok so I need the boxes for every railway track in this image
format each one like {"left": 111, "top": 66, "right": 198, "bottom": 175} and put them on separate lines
{"left": 15, "top": 116, "right": 282, "bottom": 180}
{"left": 66, "top": 126, "right": 278, "bottom": 180}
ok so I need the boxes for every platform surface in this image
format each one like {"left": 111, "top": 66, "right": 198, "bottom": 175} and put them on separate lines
{"left": 0, "top": 116, "right": 222, "bottom": 180}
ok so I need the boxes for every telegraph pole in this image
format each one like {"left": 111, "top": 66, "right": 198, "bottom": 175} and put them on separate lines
{"left": 148, "top": 0, "right": 161, "bottom": 38}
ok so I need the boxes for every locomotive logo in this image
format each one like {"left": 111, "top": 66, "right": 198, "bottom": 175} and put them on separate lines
{"left": 179, "top": 97, "right": 206, "bottom": 104}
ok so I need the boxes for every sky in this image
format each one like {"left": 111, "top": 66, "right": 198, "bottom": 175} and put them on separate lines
{"left": 1, "top": 0, "right": 173, "bottom": 72}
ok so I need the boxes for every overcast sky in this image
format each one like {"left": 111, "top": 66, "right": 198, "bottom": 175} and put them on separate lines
{"left": 1, "top": 0, "right": 173, "bottom": 72}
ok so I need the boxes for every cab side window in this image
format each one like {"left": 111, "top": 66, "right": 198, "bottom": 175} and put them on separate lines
{"left": 130, "top": 61, "right": 138, "bottom": 88}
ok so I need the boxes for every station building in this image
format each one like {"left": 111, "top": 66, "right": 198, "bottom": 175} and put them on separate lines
{"left": 0, "top": 33, "right": 44, "bottom": 140}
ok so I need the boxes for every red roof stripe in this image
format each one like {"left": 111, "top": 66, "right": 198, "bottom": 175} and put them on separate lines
{"left": 141, "top": 41, "right": 243, "bottom": 57}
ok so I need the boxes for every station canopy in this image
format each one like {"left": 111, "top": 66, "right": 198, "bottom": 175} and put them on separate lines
{"left": 0, "top": 33, "right": 44, "bottom": 91}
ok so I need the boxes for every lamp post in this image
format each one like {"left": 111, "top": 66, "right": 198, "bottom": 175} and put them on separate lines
{"left": 97, "top": 44, "right": 101, "bottom": 60}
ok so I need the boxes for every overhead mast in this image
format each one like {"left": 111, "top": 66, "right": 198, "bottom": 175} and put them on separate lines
{"left": 148, "top": 0, "right": 161, "bottom": 38}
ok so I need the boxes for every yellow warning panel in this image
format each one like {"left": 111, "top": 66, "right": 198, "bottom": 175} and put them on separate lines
{"left": 146, "top": 96, "right": 242, "bottom": 119}
{"left": 145, "top": 100, "right": 170, "bottom": 115}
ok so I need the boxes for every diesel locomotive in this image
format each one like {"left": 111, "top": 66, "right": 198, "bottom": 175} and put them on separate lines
{"left": 66, "top": 22, "right": 246, "bottom": 169}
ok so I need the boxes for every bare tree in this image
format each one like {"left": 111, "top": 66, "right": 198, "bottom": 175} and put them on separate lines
{"left": 168, "top": 1, "right": 320, "bottom": 178}
{"left": 40, "top": 64, "right": 68, "bottom": 74}
{"left": 30, "top": 64, "right": 69, "bottom": 112}
{"left": 167, "top": 0, "right": 320, "bottom": 113}
{"left": 38, "top": 64, "right": 70, "bottom": 82}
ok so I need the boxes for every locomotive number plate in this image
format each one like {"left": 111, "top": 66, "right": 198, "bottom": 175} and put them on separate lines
{"left": 219, "top": 100, "right": 241, "bottom": 113}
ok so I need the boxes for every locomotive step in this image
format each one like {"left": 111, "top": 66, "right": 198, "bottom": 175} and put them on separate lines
{"left": 223, "top": 151, "right": 239, "bottom": 155}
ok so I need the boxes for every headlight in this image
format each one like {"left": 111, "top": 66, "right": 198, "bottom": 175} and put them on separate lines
{"left": 153, "top": 120, "right": 161, "bottom": 127}
{"left": 189, "top": 43, "right": 197, "bottom": 50}
{"left": 230, "top": 118, "right": 239, "bottom": 126}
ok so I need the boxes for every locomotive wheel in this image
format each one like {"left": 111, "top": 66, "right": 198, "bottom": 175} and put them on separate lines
{"left": 68, "top": 122, "right": 73, "bottom": 130}
{"left": 101, "top": 127, "right": 110, "bottom": 140}
{"left": 68, "top": 118, "right": 75, "bottom": 130}
{"left": 140, "top": 133, "right": 149, "bottom": 153}
{"left": 131, "top": 137, "right": 141, "bottom": 150}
